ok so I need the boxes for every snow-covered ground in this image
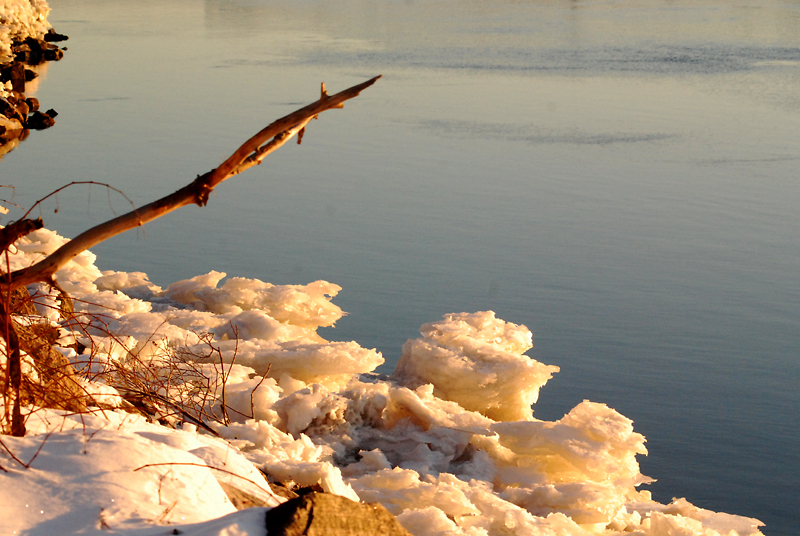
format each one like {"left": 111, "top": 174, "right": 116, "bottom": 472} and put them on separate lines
{"left": 0, "top": 227, "right": 767, "bottom": 536}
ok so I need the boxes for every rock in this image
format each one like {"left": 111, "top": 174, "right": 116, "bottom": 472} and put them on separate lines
{"left": 0, "top": 63, "right": 31, "bottom": 93}
{"left": 15, "top": 100, "right": 29, "bottom": 122}
{"left": 9, "top": 62, "right": 25, "bottom": 92}
{"left": 23, "top": 37, "right": 49, "bottom": 53}
{"left": 44, "top": 28, "right": 69, "bottom": 43}
{"left": 266, "top": 479, "right": 300, "bottom": 501}
{"left": 25, "top": 110, "right": 56, "bottom": 130}
{"left": 43, "top": 48, "right": 64, "bottom": 62}
{"left": 265, "top": 492, "right": 412, "bottom": 536}
{"left": 25, "top": 97, "right": 39, "bottom": 113}
{"left": 18, "top": 37, "right": 59, "bottom": 64}
{"left": 12, "top": 43, "right": 32, "bottom": 63}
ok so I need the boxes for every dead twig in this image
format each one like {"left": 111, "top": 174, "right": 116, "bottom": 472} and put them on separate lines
{"left": 155, "top": 500, "right": 178, "bottom": 524}
{"left": 250, "top": 363, "right": 271, "bottom": 420}
{"left": 0, "top": 429, "right": 56, "bottom": 468}
{"left": 21, "top": 181, "right": 137, "bottom": 221}
{"left": 214, "top": 324, "right": 239, "bottom": 426}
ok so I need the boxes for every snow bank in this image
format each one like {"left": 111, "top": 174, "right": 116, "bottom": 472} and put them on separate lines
{"left": 0, "top": 227, "right": 766, "bottom": 536}
{"left": 0, "top": 409, "right": 280, "bottom": 535}
{"left": 0, "top": 0, "right": 51, "bottom": 61}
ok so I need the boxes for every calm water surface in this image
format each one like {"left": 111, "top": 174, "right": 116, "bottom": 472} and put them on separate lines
{"left": 3, "top": 1, "right": 799, "bottom": 534}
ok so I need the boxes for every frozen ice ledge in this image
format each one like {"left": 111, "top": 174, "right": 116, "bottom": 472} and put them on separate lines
{"left": 1, "top": 227, "right": 766, "bottom": 536}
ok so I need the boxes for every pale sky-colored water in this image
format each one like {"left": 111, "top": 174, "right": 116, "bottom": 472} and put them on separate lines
{"left": 4, "top": 1, "right": 800, "bottom": 534}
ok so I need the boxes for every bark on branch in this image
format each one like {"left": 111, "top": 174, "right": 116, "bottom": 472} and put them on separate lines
{"left": 0, "top": 218, "right": 43, "bottom": 253}
{"left": 2, "top": 76, "right": 380, "bottom": 291}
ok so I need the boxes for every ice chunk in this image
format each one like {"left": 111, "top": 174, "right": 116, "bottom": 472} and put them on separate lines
{"left": 490, "top": 401, "right": 647, "bottom": 487}
{"left": 211, "top": 309, "right": 311, "bottom": 342}
{"left": 341, "top": 449, "right": 393, "bottom": 477}
{"left": 351, "top": 467, "right": 481, "bottom": 517}
{"left": 648, "top": 498, "right": 766, "bottom": 536}
{"left": 500, "top": 482, "right": 626, "bottom": 527}
{"left": 215, "top": 419, "right": 360, "bottom": 501}
{"left": 394, "top": 311, "right": 559, "bottom": 421}
{"left": 163, "top": 270, "right": 228, "bottom": 306}
{"left": 214, "top": 374, "right": 283, "bottom": 423}
{"left": 75, "top": 289, "right": 154, "bottom": 316}
{"left": 351, "top": 469, "right": 595, "bottom": 536}
{"left": 95, "top": 270, "right": 163, "bottom": 300}
{"left": 188, "top": 338, "right": 384, "bottom": 390}
{"left": 273, "top": 383, "right": 349, "bottom": 437}
{"left": 163, "top": 272, "right": 345, "bottom": 329}
{"left": 396, "top": 506, "right": 489, "bottom": 536}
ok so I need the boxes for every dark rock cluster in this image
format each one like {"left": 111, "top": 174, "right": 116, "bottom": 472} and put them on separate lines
{"left": 0, "top": 28, "right": 67, "bottom": 151}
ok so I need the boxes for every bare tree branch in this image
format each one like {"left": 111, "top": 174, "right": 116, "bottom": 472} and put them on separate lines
{"left": 2, "top": 76, "right": 381, "bottom": 291}
{"left": 0, "top": 218, "right": 43, "bottom": 252}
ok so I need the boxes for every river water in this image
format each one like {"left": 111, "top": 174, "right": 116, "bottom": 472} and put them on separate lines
{"left": 3, "top": 1, "right": 799, "bottom": 534}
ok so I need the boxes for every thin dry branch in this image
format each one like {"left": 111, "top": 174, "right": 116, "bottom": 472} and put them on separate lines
{"left": 3, "top": 76, "right": 381, "bottom": 291}
{"left": 21, "top": 181, "right": 137, "bottom": 222}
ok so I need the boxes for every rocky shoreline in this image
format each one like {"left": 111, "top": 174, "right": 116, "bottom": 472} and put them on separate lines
{"left": 0, "top": 27, "right": 67, "bottom": 155}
